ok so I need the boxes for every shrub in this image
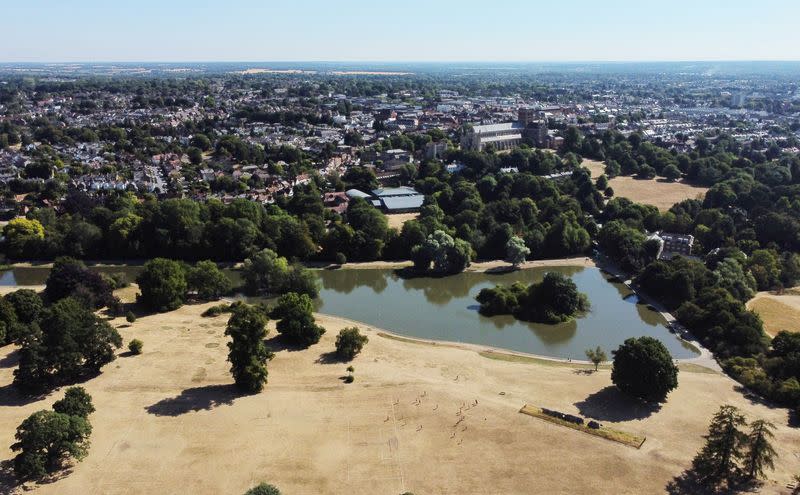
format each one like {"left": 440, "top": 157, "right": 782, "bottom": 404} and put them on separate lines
{"left": 334, "top": 252, "right": 347, "bottom": 265}
{"left": 125, "top": 311, "right": 136, "bottom": 323}
{"left": 202, "top": 302, "right": 232, "bottom": 317}
{"left": 128, "top": 339, "right": 143, "bottom": 355}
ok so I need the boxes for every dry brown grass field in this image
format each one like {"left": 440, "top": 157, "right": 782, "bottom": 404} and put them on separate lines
{"left": 583, "top": 159, "right": 709, "bottom": 211}
{"left": 747, "top": 291, "right": 800, "bottom": 336}
{"left": 0, "top": 285, "right": 797, "bottom": 494}
{"left": 384, "top": 212, "right": 418, "bottom": 231}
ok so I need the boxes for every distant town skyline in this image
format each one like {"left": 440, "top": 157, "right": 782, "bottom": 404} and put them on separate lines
{"left": 3, "top": 0, "right": 800, "bottom": 62}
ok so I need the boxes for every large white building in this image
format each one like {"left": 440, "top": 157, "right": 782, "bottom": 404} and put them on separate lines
{"left": 461, "top": 108, "right": 550, "bottom": 151}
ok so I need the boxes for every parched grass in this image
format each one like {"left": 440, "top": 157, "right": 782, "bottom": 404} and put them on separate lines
{"left": 479, "top": 350, "right": 604, "bottom": 370}
{"left": 519, "top": 404, "right": 646, "bottom": 449}
{"left": 380, "top": 337, "right": 713, "bottom": 374}
{"left": 747, "top": 296, "right": 800, "bottom": 336}
{"left": 377, "top": 332, "right": 448, "bottom": 347}
{"left": 677, "top": 363, "right": 718, "bottom": 374}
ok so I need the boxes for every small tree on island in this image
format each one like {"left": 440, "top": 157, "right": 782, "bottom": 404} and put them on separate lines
{"left": 611, "top": 336, "right": 678, "bottom": 402}
{"left": 505, "top": 235, "right": 531, "bottom": 269}
{"left": 584, "top": 346, "right": 607, "bottom": 371}
{"left": 335, "top": 327, "right": 369, "bottom": 361}
{"left": 225, "top": 304, "right": 273, "bottom": 393}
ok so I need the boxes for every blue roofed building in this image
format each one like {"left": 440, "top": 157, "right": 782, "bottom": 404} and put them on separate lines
{"left": 344, "top": 186, "right": 424, "bottom": 213}
{"left": 372, "top": 187, "right": 424, "bottom": 213}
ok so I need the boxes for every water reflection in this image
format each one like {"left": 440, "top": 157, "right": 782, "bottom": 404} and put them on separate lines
{"left": 315, "top": 266, "right": 698, "bottom": 360}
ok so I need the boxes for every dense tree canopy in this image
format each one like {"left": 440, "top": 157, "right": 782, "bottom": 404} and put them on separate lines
{"left": 611, "top": 336, "right": 678, "bottom": 402}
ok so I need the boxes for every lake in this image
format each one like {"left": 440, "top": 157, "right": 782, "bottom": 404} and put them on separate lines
{"left": 0, "top": 264, "right": 698, "bottom": 360}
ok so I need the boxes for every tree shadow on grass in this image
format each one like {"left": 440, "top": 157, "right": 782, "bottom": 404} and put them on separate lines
{"left": 145, "top": 384, "right": 243, "bottom": 416}
{"left": 0, "top": 384, "right": 46, "bottom": 407}
{"left": 264, "top": 334, "right": 306, "bottom": 353}
{"left": 665, "top": 470, "right": 761, "bottom": 495}
{"left": 0, "top": 349, "right": 19, "bottom": 369}
{"left": 573, "top": 385, "right": 662, "bottom": 421}
{"left": 0, "top": 458, "right": 74, "bottom": 493}
{"left": 315, "top": 351, "right": 346, "bottom": 365}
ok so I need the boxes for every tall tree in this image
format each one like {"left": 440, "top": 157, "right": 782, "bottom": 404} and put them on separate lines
{"left": 743, "top": 419, "right": 777, "bottom": 481}
{"left": 136, "top": 258, "right": 187, "bottom": 312}
{"left": 691, "top": 405, "right": 749, "bottom": 487}
{"left": 225, "top": 304, "right": 272, "bottom": 393}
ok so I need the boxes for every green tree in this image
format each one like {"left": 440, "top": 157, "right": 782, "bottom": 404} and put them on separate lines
{"left": 136, "top": 258, "right": 187, "bottom": 312}
{"left": 244, "top": 482, "right": 282, "bottom": 495}
{"left": 270, "top": 293, "right": 325, "bottom": 347}
{"left": 5, "top": 289, "right": 43, "bottom": 325}
{"left": 743, "top": 419, "right": 777, "bottom": 481}
{"left": 3, "top": 217, "right": 45, "bottom": 259}
{"left": 242, "top": 248, "right": 289, "bottom": 295}
{"left": 44, "top": 257, "right": 115, "bottom": 309}
{"left": 611, "top": 336, "right": 678, "bottom": 402}
{"left": 691, "top": 405, "right": 748, "bottom": 487}
{"left": 714, "top": 257, "right": 757, "bottom": 302}
{"left": 52, "top": 387, "right": 94, "bottom": 418}
{"left": 14, "top": 297, "right": 122, "bottom": 392}
{"left": 335, "top": 327, "right": 369, "bottom": 361}
{"left": 187, "top": 260, "right": 232, "bottom": 300}
{"left": 12, "top": 410, "right": 92, "bottom": 479}
{"left": 584, "top": 346, "right": 607, "bottom": 371}
{"left": 662, "top": 164, "right": 682, "bottom": 181}
{"left": 225, "top": 304, "right": 272, "bottom": 393}
{"left": 505, "top": 235, "right": 530, "bottom": 268}
{"left": 412, "top": 230, "right": 472, "bottom": 274}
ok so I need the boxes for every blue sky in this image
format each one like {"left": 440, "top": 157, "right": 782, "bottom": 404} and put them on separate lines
{"left": 3, "top": 0, "right": 800, "bottom": 62}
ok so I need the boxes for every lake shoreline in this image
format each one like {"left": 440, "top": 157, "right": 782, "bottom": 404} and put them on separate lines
{"left": 315, "top": 312, "right": 712, "bottom": 369}
{"left": 4, "top": 256, "right": 595, "bottom": 272}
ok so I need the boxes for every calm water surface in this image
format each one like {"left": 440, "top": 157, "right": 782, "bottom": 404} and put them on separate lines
{"left": 0, "top": 265, "right": 698, "bottom": 360}
{"left": 314, "top": 266, "right": 698, "bottom": 360}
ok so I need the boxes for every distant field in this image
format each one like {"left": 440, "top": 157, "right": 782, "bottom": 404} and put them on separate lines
{"left": 385, "top": 212, "right": 418, "bottom": 230}
{"left": 582, "top": 159, "right": 708, "bottom": 211}
{"left": 747, "top": 292, "right": 800, "bottom": 336}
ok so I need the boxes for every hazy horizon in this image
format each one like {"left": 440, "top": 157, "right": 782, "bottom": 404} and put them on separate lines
{"left": 4, "top": 0, "right": 800, "bottom": 63}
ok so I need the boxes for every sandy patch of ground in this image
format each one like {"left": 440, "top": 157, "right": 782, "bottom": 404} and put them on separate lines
{"left": 385, "top": 212, "right": 418, "bottom": 231}
{"left": 335, "top": 256, "right": 595, "bottom": 272}
{"left": 0, "top": 289, "right": 797, "bottom": 494}
{"left": 583, "top": 159, "right": 708, "bottom": 211}
{"left": 747, "top": 292, "right": 800, "bottom": 336}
